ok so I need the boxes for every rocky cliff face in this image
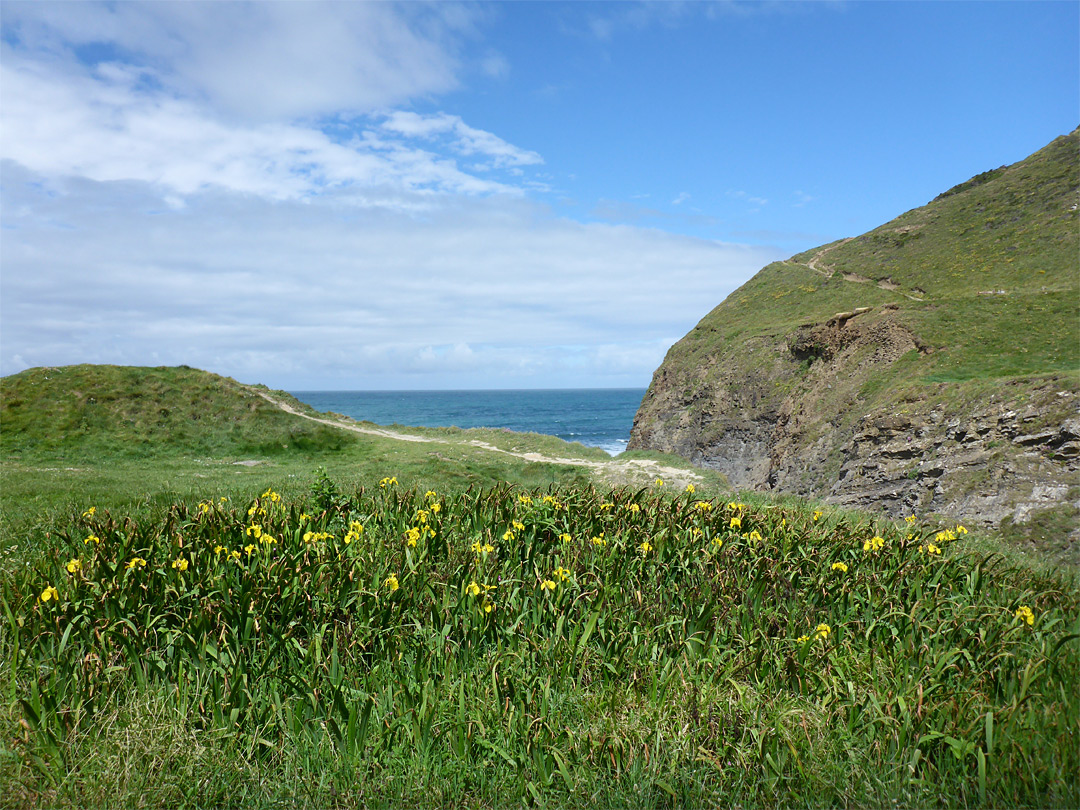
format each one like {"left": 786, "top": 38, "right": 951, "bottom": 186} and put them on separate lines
{"left": 629, "top": 130, "right": 1079, "bottom": 552}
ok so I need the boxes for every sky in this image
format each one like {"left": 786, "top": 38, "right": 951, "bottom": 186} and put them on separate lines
{"left": 1, "top": 1, "right": 1076, "bottom": 390}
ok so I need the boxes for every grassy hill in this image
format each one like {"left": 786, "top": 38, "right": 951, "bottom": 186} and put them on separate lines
{"left": 630, "top": 129, "right": 1079, "bottom": 546}
{"left": 1, "top": 364, "right": 356, "bottom": 461}
{"left": 655, "top": 128, "right": 1077, "bottom": 389}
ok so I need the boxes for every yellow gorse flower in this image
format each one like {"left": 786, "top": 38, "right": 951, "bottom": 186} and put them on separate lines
{"left": 40, "top": 585, "right": 59, "bottom": 603}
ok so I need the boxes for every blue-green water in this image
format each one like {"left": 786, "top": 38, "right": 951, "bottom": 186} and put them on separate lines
{"left": 288, "top": 389, "right": 647, "bottom": 456}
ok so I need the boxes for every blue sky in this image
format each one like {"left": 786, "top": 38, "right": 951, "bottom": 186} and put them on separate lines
{"left": 1, "top": 1, "right": 1076, "bottom": 390}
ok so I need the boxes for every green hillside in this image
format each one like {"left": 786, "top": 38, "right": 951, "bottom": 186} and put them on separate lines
{"left": 1, "top": 364, "right": 356, "bottom": 461}
{"left": 630, "top": 130, "right": 1078, "bottom": 542}
{"left": 674, "top": 128, "right": 1078, "bottom": 387}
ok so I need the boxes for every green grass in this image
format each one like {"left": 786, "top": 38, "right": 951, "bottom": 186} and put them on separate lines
{"left": 2, "top": 479, "right": 1077, "bottom": 808}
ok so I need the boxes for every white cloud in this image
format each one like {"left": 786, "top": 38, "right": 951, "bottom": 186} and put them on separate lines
{"left": 0, "top": 1, "right": 469, "bottom": 122}
{"left": 380, "top": 111, "right": 543, "bottom": 168}
{"left": 0, "top": 168, "right": 782, "bottom": 388}
{"left": 0, "top": 56, "right": 531, "bottom": 202}
{"left": 671, "top": 191, "right": 691, "bottom": 205}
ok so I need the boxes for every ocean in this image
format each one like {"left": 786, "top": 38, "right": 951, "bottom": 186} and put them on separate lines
{"left": 287, "top": 389, "right": 647, "bottom": 456}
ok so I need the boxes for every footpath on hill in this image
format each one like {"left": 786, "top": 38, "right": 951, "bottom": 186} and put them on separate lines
{"left": 250, "top": 388, "right": 703, "bottom": 490}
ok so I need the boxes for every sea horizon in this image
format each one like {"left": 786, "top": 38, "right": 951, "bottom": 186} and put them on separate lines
{"left": 288, "top": 388, "right": 647, "bottom": 456}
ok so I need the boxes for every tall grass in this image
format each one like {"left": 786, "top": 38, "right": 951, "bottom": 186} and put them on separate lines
{"left": 3, "top": 477, "right": 1077, "bottom": 807}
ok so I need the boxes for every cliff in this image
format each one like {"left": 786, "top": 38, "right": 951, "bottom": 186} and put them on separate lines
{"left": 629, "top": 129, "right": 1079, "bottom": 556}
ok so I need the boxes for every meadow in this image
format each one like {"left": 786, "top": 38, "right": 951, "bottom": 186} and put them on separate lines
{"left": 2, "top": 470, "right": 1077, "bottom": 808}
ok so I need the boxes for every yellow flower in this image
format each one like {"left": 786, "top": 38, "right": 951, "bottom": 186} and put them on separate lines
{"left": 711, "top": 536, "right": 723, "bottom": 549}
{"left": 729, "top": 515, "right": 741, "bottom": 529}
{"left": 502, "top": 529, "right": 515, "bottom": 542}
{"left": 244, "top": 543, "right": 256, "bottom": 555}
{"left": 691, "top": 527, "right": 703, "bottom": 539}
{"left": 66, "top": 558, "right": 82, "bottom": 574}
{"left": 696, "top": 501, "right": 713, "bottom": 513}
{"left": 425, "top": 490, "right": 437, "bottom": 500}
{"left": 229, "top": 549, "right": 241, "bottom": 560}
{"left": 639, "top": 541, "right": 652, "bottom": 554}
{"left": 540, "top": 579, "right": 557, "bottom": 592}
{"left": 219, "top": 497, "right": 228, "bottom": 503}
{"left": 299, "top": 512, "right": 312, "bottom": 522}
{"left": 559, "top": 533, "right": 572, "bottom": 544}
{"left": 83, "top": 534, "right": 100, "bottom": 545}
{"left": 245, "top": 524, "right": 262, "bottom": 538}
{"left": 1015, "top": 605, "right": 1035, "bottom": 626}
{"left": 955, "top": 524, "right": 968, "bottom": 535}
{"left": 685, "top": 483, "right": 695, "bottom": 494}
{"left": 815, "top": 623, "right": 832, "bottom": 639}
{"left": 404, "top": 527, "right": 421, "bottom": 547}
{"left": 518, "top": 495, "right": 533, "bottom": 506}
{"left": 466, "top": 581, "right": 481, "bottom": 597}
{"left": 747, "top": 530, "right": 763, "bottom": 543}
{"left": 171, "top": 557, "right": 189, "bottom": 572}
{"left": 627, "top": 503, "right": 641, "bottom": 514}
{"left": 512, "top": 520, "right": 525, "bottom": 531}
{"left": 214, "top": 545, "right": 226, "bottom": 555}
{"left": 812, "top": 510, "right": 823, "bottom": 522}
{"left": 553, "top": 567, "right": 571, "bottom": 581}
{"left": 655, "top": 478, "right": 664, "bottom": 487}
{"left": 483, "top": 600, "right": 495, "bottom": 614}
{"left": 430, "top": 503, "right": 441, "bottom": 514}
{"left": 590, "top": 533, "right": 607, "bottom": 547}
{"left": 796, "top": 634, "right": 809, "bottom": 644}
{"left": 198, "top": 502, "right": 211, "bottom": 514}
{"left": 863, "top": 536, "right": 885, "bottom": 552}
{"left": 125, "top": 557, "right": 147, "bottom": 570}
{"left": 831, "top": 562, "right": 848, "bottom": 573}
{"left": 379, "top": 477, "right": 397, "bottom": 489}
{"left": 385, "top": 573, "right": 399, "bottom": 591}
{"left": 40, "top": 585, "right": 59, "bottom": 603}
{"left": 82, "top": 506, "right": 96, "bottom": 518}
{"left": 416, "top": 510, "right": 429, "bottom": 524}
{"left": 600, "top": 502, "right": 614, "bottom": 512}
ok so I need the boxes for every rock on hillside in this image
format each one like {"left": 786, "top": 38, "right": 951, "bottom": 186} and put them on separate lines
{"left": 629, "top": 130, "right": 1079, "bottom": 550}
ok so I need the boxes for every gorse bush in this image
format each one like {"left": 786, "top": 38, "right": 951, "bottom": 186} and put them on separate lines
{"left": 4, "top": 478, "right": 1078, "bottom": 807}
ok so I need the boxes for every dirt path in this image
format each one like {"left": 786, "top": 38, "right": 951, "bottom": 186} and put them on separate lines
{"left": 248, "top": 388, "right": 703, "bottom": 489}
{"left": 786, "top": 239, "right": 925, "bottom": 301}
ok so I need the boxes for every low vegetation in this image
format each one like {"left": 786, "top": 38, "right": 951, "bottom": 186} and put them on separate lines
{"left": 2, "top": 473, "right": 1077, "bottom": 808}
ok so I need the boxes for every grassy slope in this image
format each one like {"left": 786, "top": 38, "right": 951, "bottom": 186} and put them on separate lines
{"left": 667, "top": 128, "right": 1078, "bottom": 390}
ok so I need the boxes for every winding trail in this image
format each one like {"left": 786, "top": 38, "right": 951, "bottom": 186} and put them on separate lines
{"left": 248, "top": 388, "right": 703, "bottom": 489}
{"left": 786, "top": 238, "right": 926, "bottom": 302}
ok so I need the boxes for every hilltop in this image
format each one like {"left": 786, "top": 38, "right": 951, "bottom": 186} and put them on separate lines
{"left": 630, "top": 129, "right": 1079, "bottom": 557}
{"left": 0, "top": 364, "right": 356, "bottom": 461}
